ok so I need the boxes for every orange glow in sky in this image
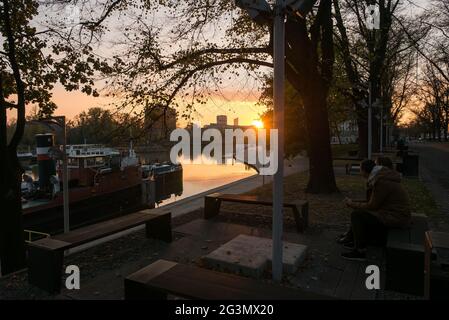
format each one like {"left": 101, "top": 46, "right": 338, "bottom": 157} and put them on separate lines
{"left": 6, "top": 84, "right": 267, "bottom": 128}
{"left": 252, "top": 119, "right": 264, "bottom": 128}
{"left": 48, "top": 85, "right": 266, "bottom": 127}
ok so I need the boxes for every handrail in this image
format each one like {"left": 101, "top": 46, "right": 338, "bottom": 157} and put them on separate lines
{"left": 24, "top": 229, "right": 50, "bottom": 243}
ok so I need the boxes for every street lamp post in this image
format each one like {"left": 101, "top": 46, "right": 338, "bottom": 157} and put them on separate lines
{"left": 235, "top": 0, "right": 316, "bottom": 282}
{"left": 272, "top": 0, "right": 285, "bottom": 282}
{"left": 368, "top": 82, "right": 372, "bottom": 160}
{"left": 380, "top": 105, "right": 383, "bottom": 153}
{"left": 60, "top": 117, "right": 69, "bottom": 234}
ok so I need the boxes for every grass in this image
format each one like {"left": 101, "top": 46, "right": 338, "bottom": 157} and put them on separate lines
{"left": 220, "top": 170, "right": 440, "bottom": 230}
{"left": 402, "top": 178, "right": 439, "bottom": 216}
{"left": 331, "top": 143, "right": 358, "bottom": 158}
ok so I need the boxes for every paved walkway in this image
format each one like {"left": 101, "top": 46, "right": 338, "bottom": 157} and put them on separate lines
{"left": 412, "top": 143, "right": 449, "bottom": 216}
{"left": 52, "top": 219, "right": 376, "bottom": 300}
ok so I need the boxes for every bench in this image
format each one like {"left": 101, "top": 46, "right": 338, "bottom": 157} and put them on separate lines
{"left": 124, "top": 259, "right": 331, "bottom": 300}
{"left": 203, "top": 193, "right": 309, "bottom": 232}
{"left": 333, "top": 157, "right": 403, "bottom": 175}
{"left": 332, "top": 157, "right": 363, "bottom": 175}
{"left": 27, "top": 208, "right": 172, "bottom": 294}
{"left": 385, "top": 213, "right": 431, "bottom": 296}
{"left": 424, "top": 231, "right": 449, "bottom": 299}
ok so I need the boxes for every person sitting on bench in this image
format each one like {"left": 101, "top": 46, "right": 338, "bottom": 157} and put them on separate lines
{"left": 376, "top": 156, "right": 394, "bottom": 170}
{"left": 337, "top": 156, "right": 396, "bottom": 242}
{"left": 339, "top": 158, "right": 411, "bottom": 261}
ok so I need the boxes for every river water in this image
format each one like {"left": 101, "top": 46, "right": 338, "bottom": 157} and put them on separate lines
{"left": 157, "top": 159, "right": 257, "bottom": 206}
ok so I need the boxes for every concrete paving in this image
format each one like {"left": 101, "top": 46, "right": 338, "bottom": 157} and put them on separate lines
{"left": 202, "top": 234, "right": 307, "bottom": 278}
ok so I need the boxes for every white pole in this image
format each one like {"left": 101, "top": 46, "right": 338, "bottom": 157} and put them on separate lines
{"left": 380, "top": 105, "right": 383, "bottom": 153}
{"left": 368, "top": 82, "right": 372, "bottom": 160}
{"left": 62, "top": 117, "right": 70, "bottom": 233}
{"left": 272, "top": 0, "right": 285, "bottom": 282}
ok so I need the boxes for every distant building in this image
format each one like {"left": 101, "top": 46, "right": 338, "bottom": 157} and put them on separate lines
{"left": 216, "top": 115, "right": 228, "bottom": 127}
{"left": 204, "top": 115, "right": 252, "bottom": 131}
{"left": 331, "top": 120, "right": 358, "bottom": 144}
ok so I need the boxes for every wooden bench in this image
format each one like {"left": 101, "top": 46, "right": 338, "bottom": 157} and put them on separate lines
{"left": 385, "top": 213, "right": 431, "bottom": 296}
{"left": 203, "top": 193, "right": 309, "bottom": 232}
{"left": 333, "top": 157, "right": 403, "bottom": 175}
{"left": 332, "top": 157, "right": 363, "bottom": 175}
{"left": 27, "top": 208, "right": 172, "bottom": 294}
{"left": 124, "top": 259, "right": 331, "bottom": 300}
{"left": 424, "top": 231, "right": 449, "bottom": 299}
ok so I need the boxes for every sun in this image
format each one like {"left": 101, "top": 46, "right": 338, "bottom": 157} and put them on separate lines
{"left": 252, "top": 119, "right": 264, "bottom": 129}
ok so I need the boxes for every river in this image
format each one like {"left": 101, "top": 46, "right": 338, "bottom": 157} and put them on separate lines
{"left": 157, "top": 160, "right": 257, "bottom": 206}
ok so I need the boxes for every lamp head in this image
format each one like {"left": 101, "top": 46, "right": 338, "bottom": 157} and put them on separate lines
{"left": 235, "top": 0, "right": 272, "bottom": 25}
{"left": 285, "top": 0, "right": 317, "bottom": 18}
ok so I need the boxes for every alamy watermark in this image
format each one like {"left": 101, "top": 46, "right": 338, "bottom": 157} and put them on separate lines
{"left": 170, "top": 124, "right": 279, "bottom": 175}
{"left": 65, "top": 265, "right": 80, "bottom": 290}
{"left": 365, "top": 265, "right": 380, "bottom": 290}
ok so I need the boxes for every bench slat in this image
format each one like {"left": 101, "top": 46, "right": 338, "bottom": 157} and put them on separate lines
{"left": 125, "top": 260, "right": 330, "bottom": 300}
{"left": 27, "top": 208, "right": 171, "bottom": 294}
{"left": 204, "top": 193, "right": 309, "bottom": 232}
{"left": 212, "top": 193, "right": 306, "bottom": 208}
{"left": 53, "top": 209, "right": 167, "bottom": 248}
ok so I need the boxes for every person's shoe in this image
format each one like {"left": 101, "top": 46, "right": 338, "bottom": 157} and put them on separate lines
{"left": 341, "top": 249, "right": 366, "bottom": 261}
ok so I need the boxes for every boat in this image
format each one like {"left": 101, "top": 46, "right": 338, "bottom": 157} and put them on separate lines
{"left": 21, "top": 134, "right": 182, "bottom": 235}
{"left": 142, "top": 162, "right": 183, "bottom": 202}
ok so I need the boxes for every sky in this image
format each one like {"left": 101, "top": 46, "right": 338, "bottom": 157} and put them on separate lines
{"left": 18, "top": 1, "right": 269, "bottom": 128}
{"left": 48, "top": 85, "right": 266, "bottom": 127}
{"left": 8, "top": 0, "right": 433, "bottom": 127}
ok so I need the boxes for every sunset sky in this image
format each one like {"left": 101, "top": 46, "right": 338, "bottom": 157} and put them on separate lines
{"left": 7, "top": 0, "right": 432, "bottom": 127}
{"left": 45, "top": 84, "right": 266, "bottom": 128}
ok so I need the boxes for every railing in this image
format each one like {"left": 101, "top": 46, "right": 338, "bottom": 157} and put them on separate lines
{"left": 24, "top": 229, "right": 50, "bottom": 243}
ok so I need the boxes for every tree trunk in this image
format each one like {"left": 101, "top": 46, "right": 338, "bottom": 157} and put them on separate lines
{"left": 0, "top": 148, "right": 27, "bottom": 276}
{"left": 302, "top": 86, "right": 338, "bottom": 193}
{"left": 284, "top": 13, "right": 338, "bottom": 194}
{"left": 0, "top": 0, "right": 27, "bottom": 275}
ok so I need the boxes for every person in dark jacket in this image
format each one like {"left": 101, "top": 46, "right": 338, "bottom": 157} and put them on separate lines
{"left": 339, "top": 158, "right": 411, "bottom": 261}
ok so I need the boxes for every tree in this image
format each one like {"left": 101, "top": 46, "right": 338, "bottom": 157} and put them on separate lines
{"left": 414, "top": 63, "right": 449, "bottom": 141}
{"left": 0, "top": 0, "right": 108, "bottom": 274}
{"left": 333, "top": 0, "right": 420, "bottom": 155}
{"left": 69, "top": 108, "right": 118, "bottom": 144}
{"left": 259, "top": 78, "right": 308, "bottom": 158}
{"left": 259, "top": 53, "right": 353, "bottom": 153}
{"left": 106, "top": 0, "right": 338, "bottom": 193}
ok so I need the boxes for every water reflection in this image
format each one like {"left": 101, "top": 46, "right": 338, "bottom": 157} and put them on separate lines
{"left": 141, "top": 154, "right": 257, "bottom": 206}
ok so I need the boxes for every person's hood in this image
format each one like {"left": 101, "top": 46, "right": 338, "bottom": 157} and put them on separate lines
{"left": 368, "top": 166, "right": 401, "bottom": 187}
